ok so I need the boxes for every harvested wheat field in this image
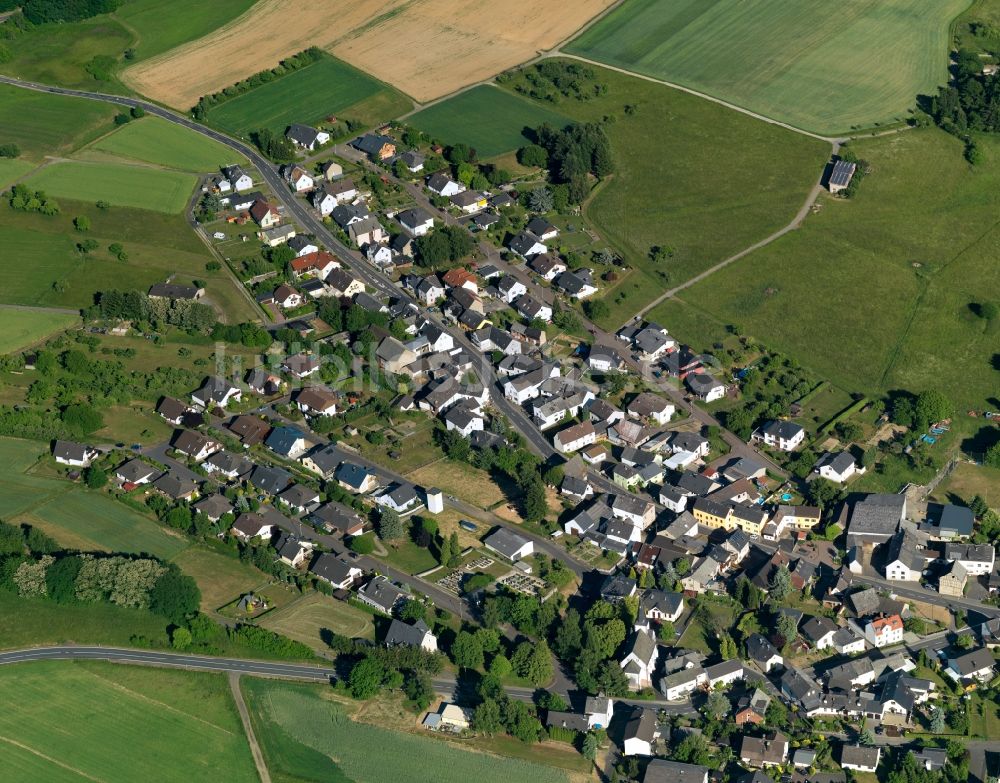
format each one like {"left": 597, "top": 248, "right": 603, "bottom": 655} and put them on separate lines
{"left": 121, "top": 0, "right": 616, "bottom": 108}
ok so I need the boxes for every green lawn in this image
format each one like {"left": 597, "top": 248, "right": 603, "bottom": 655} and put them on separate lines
{"left": 243, "top": 679, "right": 571, "bottom": 783}
{"left": 486, "top": 61, "right": 828, "bottom": 326}
{"left": 0, "top": 307, "right": 80, "bottom": 354}
{"left": 565, "top": 0, "right": 968, "bottom": 134}
{"left": 23, "top": 161, "right": 196, "bottom": 213}
{"left": 408, "top": 86, "right": 571, "bottom": 158}
{"left": 114, "top": 0, "right": 258, "bottom": 62}
{"left": 656, "top": 128, "right": 1000, "bottom": 411}
{"left": 0, "top": 83, "right": 117, "bottom": 162}
{"left": 88, "top": 116, "right": 246, "bottom": 172}
{"left": 0, "top": 661, "right": 258, "bottom": 782}
{"left": 206, "top": 55, "right": 412, "bottom": 136}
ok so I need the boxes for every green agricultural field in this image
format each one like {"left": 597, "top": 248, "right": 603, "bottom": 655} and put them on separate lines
{"left": 489, "top": 61, "right": 828, "bottom": 325}
{"left": 0, "top": 159, "right": 34, "bottom": 188}
{"left": 244, "top": 679, "right": 571, "bottom": 783}
{"left": 0, "top": 17, "right": 133, "bottom": 92}
{"left": 0, "top": 84, "right": 117, "bottom": 162}
{"left": 0, "top": 307, "right": 79, "bottom": 354}
{"left": 0, "top": 590, "right": 169, "bottom": 650}
{"left": 0, "top": 661, "right": 258, "bottom": 783}
{"left": 23, "top": 161, "right": 196, "bottom": 213}
{"left": 654, "top": 127, "right": 1000, "bottom": 412}
{"left": 206, "top": 55, "right": 412, "bottom": 136}
{"left": 0, "top": 438, "right": 185, "bottom": 558}
{"left": 24, "top": 490, "right": 190, "bottom": 559}
{"left": 566, "top": 0, "right": 968, "bottom": 134}
{"left": 0, "top": 204, "right": 254, "bottom": 318}
{"left": 114, "top": 0, "right": 258, "bottom": 62}
{"left": 88, "top": 116, "right": 246, "bottom": 172}
{"left": 408, "top": 86, "right": 571, "bottom": 158}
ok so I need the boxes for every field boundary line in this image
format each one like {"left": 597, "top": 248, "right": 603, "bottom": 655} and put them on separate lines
{"left": 552, "top": 52, "right": 843, "bottom": 143}
{"left": 230, "top": 673, "right": 272, "bottom": 783}
{"left": 74, "top": 663, "right": 239, "bottom": 736}
{"left": 0, "top": 734, "right": 106, "bottom": 782}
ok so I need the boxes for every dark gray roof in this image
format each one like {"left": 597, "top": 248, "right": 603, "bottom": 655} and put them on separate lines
{"left": 623, "top": 706, "right": 657, "bottom": 743}
{"left": 52, "top": 440, "right": 91, "bottom": 462}
{"left": 644, "top": 759, "right": 708, "bottom": 783}
{"left": 286, "top": 123, "right": 321, "bottom": 146}
{"left": 335, "top": 462, "right": 372, "bottom": 490}
{"left": 307, "top": 501, "right": 363, "bottom": 534}
{"left": 484, "top": 527, "right": 531, "bottom": 559}
{"left": 746, "top": 633, "right": 781, "bottom": 665}
{"left": 309, "top": 552, "right": 356, "bottom": 585}
{"left": 250, "top": 464, "right": 293, "bottom": 495}
{"left": 384, "top": 618, "right": 432, "bottom": 647}
{"left": 358, "top": 577, "right": 407, "bottom": 613}
{"left": 545, "top": 710, "right": 589, "bottom": 733}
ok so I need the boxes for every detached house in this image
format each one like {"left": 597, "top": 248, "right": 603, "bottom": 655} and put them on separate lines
{"left": 740, "top": 732, "right": 789, "bottom": 768}
{"left": 336, "top": 462, "right": 377, "bottom": 494}
{"left": 554, "top": 421, "right": 597, "bottom": 454}
{"left": 286, "top": 123, "right": 330, "bottom": 151}
{"left": 309, "top": 552, "right": 363, "bottom": 590}
{"left": 249, "top": 199, "right": 280, "bottom": 228}
{"left": 191, "top": 375, "right": 241, "bottom": 409}
{"left": 426, "top": 171, "right": 463, "bottom": 197}
{"left": 52, "top": 440, "right": 99, "bottom": 468}
{"left": 946, "top": 646, "right": 996, "bottom": 683}
{"left": 282, "top": 164, "right": 314, "bottom": 192}
{"left": 385, "top": 619, "right": 438, "bottom": 652}
{"left": 620, "top": 630, "right": 659, "bottom": 690}
{"left": 627, "top": 392, "right": 674, "bottom": 425}
{"left": 864, "top": 614, "right": 904, "bottom": 648}
{"left": 295, "top": 387, "right": 338, "bottom": 417}
{"left": 357, "top": 575, "right": 407, "bottom": 614}
{"left": 397, "top": 207, "right": 434, "bottom": 237}
{"left": 508, "top": 231, "right": 547, "bottom": 258}
{"left": 686, "top": 373, "right": 726, "bottom": 402}
{"left": 352, "top": 133, "right": 395, "bottom": 160}
{"left": 753, "top": 421, "right": 805, "bottom": 452}
{"left": 172, "top": 430, "right": 222, "bottom": 462}
{"left": 311, "top": 179, "right": 358, "bottom": 215}
{"left": 221, "top": 164, "right": 253, "bottom": 192}
{"left": 814, "top": 451, "right": 862, "bottom": 483}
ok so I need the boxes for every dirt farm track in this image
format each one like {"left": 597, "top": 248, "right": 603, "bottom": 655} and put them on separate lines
{"left": 121, "top": 0, "right": 617, "bottom": 108}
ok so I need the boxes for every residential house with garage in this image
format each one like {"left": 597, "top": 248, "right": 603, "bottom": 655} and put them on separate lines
{"left": 622, "top": 707, "right": 659, "bottom": 757}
